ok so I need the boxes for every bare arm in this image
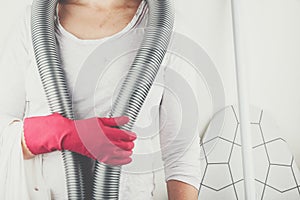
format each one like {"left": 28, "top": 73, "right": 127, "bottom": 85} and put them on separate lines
{"left": 21, "top": 134, "right": 35, "bottom": 160}
{"left": 167, "top": 180, "right": 198, "bottom": 200}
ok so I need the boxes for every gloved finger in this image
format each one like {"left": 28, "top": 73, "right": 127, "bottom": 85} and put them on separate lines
{"left": 98, "top": 150, "right": 133, "bottom": 165}
{"left": 119, "top": 131, "right": 137, "bottom": 142}
{"left": 111, "top": 149, "right": 133, "bottom": 157}
{"left": 111, "top": 150, "right": 133, "bottom": 160}
{"left": 99, "top": 116, "right": 130, "bottom": 127}
{"left": 113, "top": 140, "right": 135, "bottom": 151}
{"left": 105, "top": 128, "right": 137, "bottom": 142}
{"left": 105, "top": 157, "right": 132, "bottom": 166}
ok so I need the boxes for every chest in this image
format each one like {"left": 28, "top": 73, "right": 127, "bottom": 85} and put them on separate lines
{"left": 24, "top": 42, "right": 166, "bottom": 121}
{"left": 57, "top": 4, "right": 139, "bottom": 40}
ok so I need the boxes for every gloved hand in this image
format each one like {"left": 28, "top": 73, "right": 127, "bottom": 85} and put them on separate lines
{"left": 23, "top": 112, "right": 136, "bottom": 166}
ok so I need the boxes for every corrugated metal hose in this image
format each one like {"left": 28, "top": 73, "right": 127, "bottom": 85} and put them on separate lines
{"left": 31, "top": 0, "right": 174, "bottom": 199}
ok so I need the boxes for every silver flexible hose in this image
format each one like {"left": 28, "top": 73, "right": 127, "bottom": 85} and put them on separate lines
{"left": 31, "top": 0, "right": 174, "bottom": 199}
{"left": 92, "top": 0, "right": 174, "bottom": 199}
{"left": 31, "top": 0, "right": 91, "bottom": 199}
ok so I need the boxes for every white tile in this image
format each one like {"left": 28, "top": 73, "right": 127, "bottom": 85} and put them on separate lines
{"left": 259, "top": 111, "right": 283, "bottom": 143}
{"left": 219, "top": 106, "right": 239, "bottom": 143}
{"left": 253, "top": 145, "right": 270, "bottom": 182}
{"left": 251, "top": 124, "right": 264, "bottom": 147}
{"left": 199, "top": 185, "right": 237, "bottom": 200}
{"left": 229, "top": 145, "right": 244, "bottom": 182}
{"left": 235, "top": 125, "right": 241, "bottom": 145}
{"left": 266, "top": 140, "right": 293, "bottom": 165}
{"left": 255, "top": 181, "right": 266, "bottom": 200}
{"left": 292, "top": 161, "right": 300, "bottom": 185}
{"left": 263, "top": 187, "right": 300, "bottom": 200}
{"left": 205, "top": 138, "right": 233, "bottom": 163}
{"left": 250, "top": 106, "right": 263, "bottom": 124}
{"left": 267, "top": 165, "right": 297, "bottom": 192}
{"left": 202, "top": 164, "right": 233, "bottom": 190}
{"left": 235, "top": 180, "right": 245, "bottom": 200}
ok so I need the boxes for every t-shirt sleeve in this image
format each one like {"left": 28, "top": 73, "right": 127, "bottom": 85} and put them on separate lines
{"left": 159, "top": 55, "right": 202, "bottom": 190}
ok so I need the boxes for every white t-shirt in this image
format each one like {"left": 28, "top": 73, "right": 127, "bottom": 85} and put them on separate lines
{"left": 0, "top": 1, "right": 208, "bottom": 199}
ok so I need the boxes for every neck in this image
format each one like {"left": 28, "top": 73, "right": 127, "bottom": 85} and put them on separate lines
{"left": 61, "top": 0, "right": 141, "bottom": 9}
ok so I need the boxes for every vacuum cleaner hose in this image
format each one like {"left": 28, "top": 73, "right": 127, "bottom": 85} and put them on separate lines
{"left": 92, "top": 0, "right": 174, "bottom": 199}
{"left": 31, "top": 0, "right": 174, "bottom": 199}
{"left": 31, "top": 0, "right": 90, "bottom": 199}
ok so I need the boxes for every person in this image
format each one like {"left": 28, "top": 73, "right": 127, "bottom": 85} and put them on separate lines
{"left": 0, "top": 0, "right": 204, "bottom": 199}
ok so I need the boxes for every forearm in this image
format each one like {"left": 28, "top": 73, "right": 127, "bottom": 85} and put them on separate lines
{"left": 167, "top": 180, "right": 198, "bottom": 200}
{"left": 21, "top": 134, "right": 35, "bottom": 160}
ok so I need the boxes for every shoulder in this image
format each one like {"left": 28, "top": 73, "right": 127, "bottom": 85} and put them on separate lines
{"left": 0, "top": 5, "right": 34, "bottom": 71}
{"left": 21, "top": 5, "right": 32, "bottom": 45}
{"left": 173, "top": 1, "right": 194, "bottom": 36}
{"left": 172, "top": 0, "right": 203, "bottom": 50}
{"left": 5, "top": 5, "right": 32, "bottom": 51}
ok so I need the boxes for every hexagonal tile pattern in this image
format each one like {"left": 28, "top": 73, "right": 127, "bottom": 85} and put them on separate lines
{"left": 199, "top": 184, "right": 237, "bottom": 200}
{"left": 199, "top": 106, "right": 300, "bottom": 200}
{"left": 263, "top": 186, "right": 300, "bottom": 200}
{"left": 267, "top": 165, "right": 297, "bottom": 192}
{"left": 204, "top": 139, "right": 233, "bottom": 164}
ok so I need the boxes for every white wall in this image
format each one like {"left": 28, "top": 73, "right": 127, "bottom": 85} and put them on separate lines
{"left": 175, "top": 0, "right": 300, "bottom": 167}
{"left": 0, "top": 0, "right": 32, "bottom": 55}
{"left": 245, "top": 0, "right": 300, "bottom": 167}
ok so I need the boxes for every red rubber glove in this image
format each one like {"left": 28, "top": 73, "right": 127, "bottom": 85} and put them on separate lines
{"left": 23, "top": 112, "right": 136, "bottom": 166}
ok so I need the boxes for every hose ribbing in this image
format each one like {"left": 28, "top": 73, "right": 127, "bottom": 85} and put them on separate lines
{"left": 31, "top": 0, "right": 90, "bottom": 199}
{"left": 31, "top": 0, "right": 174, "bottom": 199}
{"left": 92, "top": 0, "right": 175, "bottom": 199}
